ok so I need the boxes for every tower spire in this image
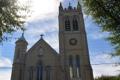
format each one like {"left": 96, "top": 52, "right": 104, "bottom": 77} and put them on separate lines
{"left": 22, "top": 32, "right": 24, "bottom": 38}
{"left": 69, "top": 2, "right": 71, "bottom": 6}
{"left": 77, "top": 1, "right": 81, "bottom": 10}
{"left": 16, "top": 31, "right": 28, "bottom": 44}
{"left": 19, "top": 31, "right": 25, "bottom": 40}
{"left": 59, "top": 2, "right": 63, "bottom": 11}
{"left": 68, "top": 2, "right": 72, "bottom": 10}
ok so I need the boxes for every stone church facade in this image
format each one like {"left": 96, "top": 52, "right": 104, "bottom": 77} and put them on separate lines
{"left": 11, "top": 2, "right": 93, "bottom": 80}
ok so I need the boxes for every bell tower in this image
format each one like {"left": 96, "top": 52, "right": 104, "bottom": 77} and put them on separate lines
{"left": 11, "top": 33, "right": 28, "bottom": 80}
{"left": 59, "top": 2, "right": 93, "bottom": 80}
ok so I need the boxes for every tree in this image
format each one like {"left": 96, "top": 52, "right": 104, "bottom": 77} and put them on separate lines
{"left": 82, "top": 0, "right": 120, "bottom": 56}
{"left": 0, "top": 0, "right": 29, "bottom": 42}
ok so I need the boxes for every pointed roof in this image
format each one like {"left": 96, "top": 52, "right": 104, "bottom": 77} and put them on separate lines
{"left": 19, "top": 33, "right": 25, "bottom": 41}
{"left": 27, "top": 38, "right": 58, "bottom": 55}
{"left": 16, "top": 33, "right": 28, "bottom": 44}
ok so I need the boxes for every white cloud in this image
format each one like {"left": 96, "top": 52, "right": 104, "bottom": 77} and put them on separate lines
{"left": 0, "top": 70, "right": 12, "bottom": 80}
{"left": 0, "top": 57, "right": 12, "bottom": 80}
{"left": 92, "top": 64, "right": 120, "bottom": 78}
{"left": 90, "top": 52, "right": 120, "bottom": 65}
{"left": 91, "top": 54, "right": 111, "bottom": 64}
{"left": 0, "top": 57, "right": 12, "bottom": 67}
{"left": 25, "top": 20, "right": 58, "bottom": 36}
{"left": 89, "top": 31, "right": 109, "bottom": 40}
{"left": 19, "top": 0, "right": 64, "bottom": 22}
{"left": 18, "top": 0, "right": 61, "bottom": 51}
{"left": 90, "top": 53, "right": 120, "bottom": 78}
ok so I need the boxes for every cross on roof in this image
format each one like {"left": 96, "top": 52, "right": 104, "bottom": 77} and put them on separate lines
{"left": 40, "top": 34, "right": 44, "bottom": 39}
{"left": 69, "top": 2, "right": 71, "bottom": 6}
{"left": 21, "top": 29, "right": 25, "bottom": 37}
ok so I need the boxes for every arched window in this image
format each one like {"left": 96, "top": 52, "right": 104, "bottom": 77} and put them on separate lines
{"left": 46, "top": 66, "right": 51, "bottom": 80}
{"left": 19, "top": 68, "right": 22, "bottom": 80}
{"left": 75, "top": 55, "right": 81, "bottom": 78}
{"left": 37, "top": 62, "right": 43, "bottom": 80}
{"left": 69, "top": 55, "right": 74, "bottom": 78}
{"left": 65, "top": 18, "right": 71, "bottom": 31}
{"left": 73, "top": 18, "right": 78, "bottom": 31}
{"left": 29, "top": 66, "right": 33, "bottom": 80}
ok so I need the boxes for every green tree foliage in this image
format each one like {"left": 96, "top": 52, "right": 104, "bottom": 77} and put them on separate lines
{"left": 0, "top": 0, "right": 29, "bottom": 42}
{"left": 95, "top": 75, "right": 120, "bottom": 80}
{"left": 82, "top": 0, "right": 120, "bottom": 56}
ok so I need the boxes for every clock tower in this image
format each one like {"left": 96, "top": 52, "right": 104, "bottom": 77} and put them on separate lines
{"left": 59, "top": 2, "right": 93, "bottom": 80}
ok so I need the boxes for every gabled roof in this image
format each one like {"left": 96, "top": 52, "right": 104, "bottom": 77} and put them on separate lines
{"left": 26, "top": 38, "right": 58, "bottom": 55}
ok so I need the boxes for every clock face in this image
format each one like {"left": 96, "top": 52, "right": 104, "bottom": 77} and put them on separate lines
{"left": 69, "top": 38, "right": 77, "bottom": 45}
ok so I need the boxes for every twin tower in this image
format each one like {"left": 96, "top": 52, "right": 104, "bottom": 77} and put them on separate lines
{"left": 11, "top": 2, "right": 94, "bottom": 80}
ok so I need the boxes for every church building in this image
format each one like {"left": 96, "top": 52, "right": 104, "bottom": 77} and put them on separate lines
{"left": 11, "top": 2, "right": 94, "bottom": 80}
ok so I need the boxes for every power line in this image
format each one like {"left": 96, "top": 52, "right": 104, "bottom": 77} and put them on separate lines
{"left": 0, "top": 62, "right": 120, "bottom": 69}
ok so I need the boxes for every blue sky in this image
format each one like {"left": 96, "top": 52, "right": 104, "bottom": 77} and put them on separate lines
{"left": 0, "top": 0, "right": 120, "bottom": 80}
